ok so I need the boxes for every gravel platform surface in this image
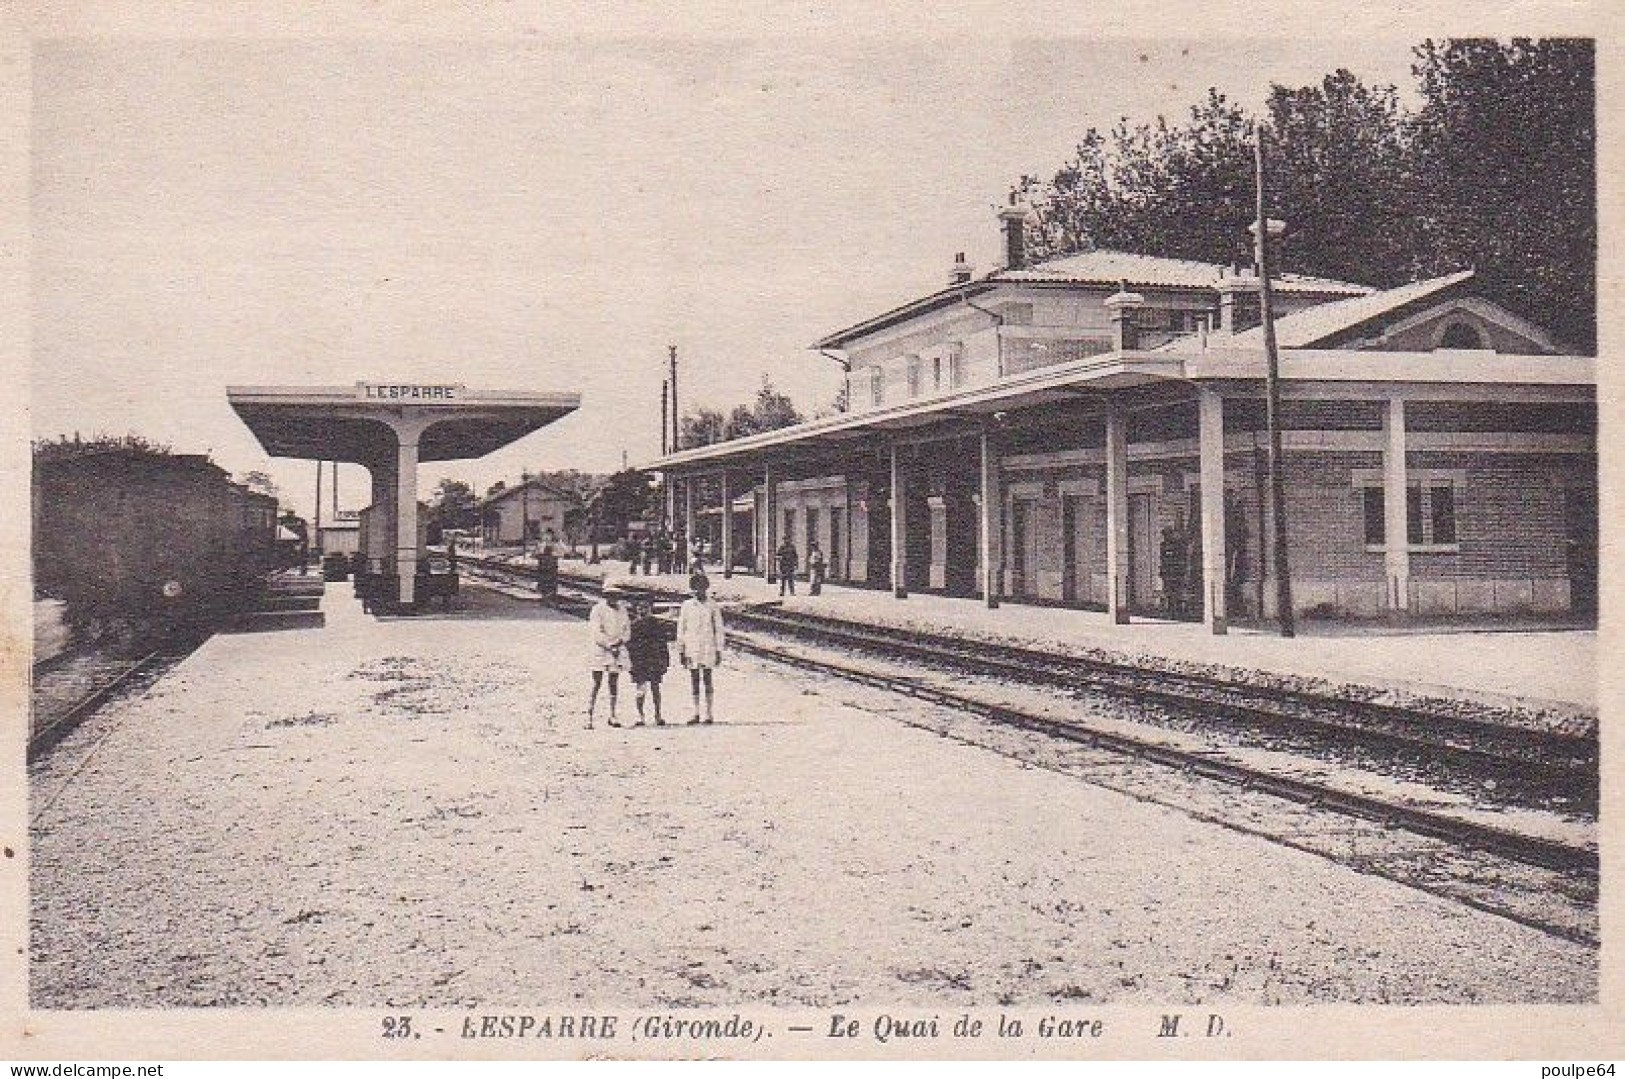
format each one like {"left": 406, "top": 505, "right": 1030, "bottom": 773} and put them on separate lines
{"left": 29, "top": 587, "right": 1595, "bottom": 1008}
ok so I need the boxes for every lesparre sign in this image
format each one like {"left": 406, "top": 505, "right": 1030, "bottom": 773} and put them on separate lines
{"left": 357, "top": 383, "right": 466, "bottom": 402}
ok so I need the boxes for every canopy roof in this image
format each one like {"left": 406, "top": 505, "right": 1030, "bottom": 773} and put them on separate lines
{"left": 227, "top": 384, "right": 580, "bottom": 464}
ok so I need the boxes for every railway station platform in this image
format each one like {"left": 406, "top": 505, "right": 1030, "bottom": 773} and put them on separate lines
{"left": 529, "top": 560, "right": 1597, "bottom": 721}
{"left": 29, "top": 578, "right": 1595, "bottom": 1009}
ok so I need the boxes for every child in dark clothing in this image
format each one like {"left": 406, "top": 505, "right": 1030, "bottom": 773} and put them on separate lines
{"left": 626, "top": 600, "right": 670, "bottom": 727}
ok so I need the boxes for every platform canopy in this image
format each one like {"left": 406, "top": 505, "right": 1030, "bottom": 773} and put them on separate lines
{"left": 227, "top": 383, "right": 580, "bottom": 463}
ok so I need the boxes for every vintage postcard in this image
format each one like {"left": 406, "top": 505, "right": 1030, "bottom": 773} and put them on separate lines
{"left": 1, "top": 0, "right": 1619, "bottom": 1063}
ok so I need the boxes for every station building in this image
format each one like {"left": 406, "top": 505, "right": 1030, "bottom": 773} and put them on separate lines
{"left": 649, "top": 210, "right": 1597, "bottom": 631}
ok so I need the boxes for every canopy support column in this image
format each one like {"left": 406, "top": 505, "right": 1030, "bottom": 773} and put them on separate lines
{"left": 764, "top": 465, "right": 778, "bottom": 583}
{"left": 979, "top": 425, "right": 1001, "bottom": 608}
{"left": 890, "top": 443, "right": 908, "bottom": 599}
{"left": 395, "top": 436, "right": 420, "bottom": 605}
{"left": 1383, "top": 397, "right": 1410, "bottom": 614}
{"left": 1105, "top": 405, "right": 1130, "bottom": 624}
{"left": 721, "top": 472, "right": 733, "bottom": 578}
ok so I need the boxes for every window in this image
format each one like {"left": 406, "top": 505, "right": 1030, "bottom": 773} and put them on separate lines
{"left": 906, "top": 355, "right": 923, "bottom": 397}
{"left": 932, "top": 355, "right": 942, "bottom": 392}
{"left": 948, "top": 341, "right": 965, "bottom": 387}
{"left": 1430, "top": 485, "right": 1457, "bottom": 544}
{"left": 1439, "top": 322, "right": 1487, "bottom": 350}
{"left": 1362, "top": 487, "right": 1385, "bottom": 546}
{"left": 869, "top": 366, "right": 884, "bottom": 407}
{"left": 1359, "top": 482, "right": 1460, "bottom": 549}
{"left": 1168, "top": 309, "right": 1215, "bottom": 333}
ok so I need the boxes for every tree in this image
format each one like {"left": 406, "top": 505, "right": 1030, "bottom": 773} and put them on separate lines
{"left": 428, "top": 477, "right": 480, "bottom": 533}
{"left": 750, "top": 376, "right": 803, "bottom": 431}
{"left": 1010, "top": 40, "right": 1595, "bottom": 351}
{"left": 1015, "top": 90, "right": 1257, "bottom": 267}
{"left": 1407, "top": 38, "right": 1595, "bottom": 350}
{"left": 593, "top": 469, "right": 656, "bottom": 542}
{"left": 722, "top": 376, "right": 805, "bottom": 440}
{"left": 33, "top": 431, "right": 172, "bottom": 463}
{"left": 239, "top": 469, "right": 280, "bottom": 499}
{"left": 1264, "top": 71, "right": 1419, "bottom": 287}
{"left": 680, "top": 407, "right": 726, "bottom": 449}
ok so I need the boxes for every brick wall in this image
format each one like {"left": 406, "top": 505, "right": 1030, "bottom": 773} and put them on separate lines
{"left": 1282, "top": 453, "right": 1386, "bottom": 581}
{"left": 1404, "top": 451, "right": 1588, "bottom": 581}
{"left": 1407, "top": 402, "right": 1595, "bottom": 434}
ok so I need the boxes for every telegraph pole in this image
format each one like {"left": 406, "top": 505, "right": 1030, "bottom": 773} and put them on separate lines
{"left": 1253, "top": 130, "right": 1295, "bottom": 637}
{"left": 668, "top": 344, "right": 680, "bottom": 451}
{"left": 661, "top": 378, "right": 669, "bottom": 456}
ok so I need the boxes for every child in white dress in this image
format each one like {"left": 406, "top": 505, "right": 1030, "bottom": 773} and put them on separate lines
{"left": 675, "top": 575, "right": 725, "bottom": 725}
{"left": 586, "top": 584, "right": 631, "bottom": 728}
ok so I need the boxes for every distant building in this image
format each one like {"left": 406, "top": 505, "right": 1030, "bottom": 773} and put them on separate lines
{"left": 317, "top": 510, "right": 361, "bottom": 556}
{"left": 478, "top": 479, "right": 576, "bottom": 546}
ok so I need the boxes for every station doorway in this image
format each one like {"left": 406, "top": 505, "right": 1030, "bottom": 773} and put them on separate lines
{"left": 1010, "top": 497, "right": 1038, "bottom": 599}
{"left": 1127, "top": 493, "right": 1157, "bottom": 611}
{"left": 1061, "top": 493, "right": 1096, "bottom": 605}
{"left": 1564, "top": 485, "right": 1598, "bottom": 616}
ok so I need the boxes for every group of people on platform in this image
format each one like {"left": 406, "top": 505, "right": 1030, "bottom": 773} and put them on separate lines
{"left": 614, "top": 528, "right": 833, "bottom": 600}
{"left": 772, "top": 538, "right": 826, "bottom": 597}
{"left": 1158, "top": 513, "right": 1251, "bottom": 621}
{"left": 584, "top": 573, "right": 725, "bottom": 729}
{"left": 622, "top": 529, "right": 695, "bottom": 577}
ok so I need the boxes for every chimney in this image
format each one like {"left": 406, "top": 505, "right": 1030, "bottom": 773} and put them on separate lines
{"left": 1215, "top": 266, "right": 1260, "bottom": 334}
{"left": 948, "top": 251, "right": 974, "bottom": 286}
{"left": 998, "top": 196, "right": 1028, "bottom": 270}
{"left": 1103, "top": 286, "right": 1145, "bottom": 351}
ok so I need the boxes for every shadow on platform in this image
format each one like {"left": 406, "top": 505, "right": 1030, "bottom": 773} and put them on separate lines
{"left": 1230, "top": 615, "right": 1597, "bottom": 638}
{"left": 370, "top": 585, "right": 580, "bottom": 623}
{"left": 221, "top": 610, "right": 327, "bottom": 633}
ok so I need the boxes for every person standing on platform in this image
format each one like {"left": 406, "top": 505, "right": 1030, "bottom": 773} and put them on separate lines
{"left": 641, "top": 533, "right": 657, "bottom": 576}
{"left": 807, "top": 540, "right": 826, "bottom": 596}
{"left": 586, "top": 583, "right": 631, "bottom": 728}
{"left": 536, "top": 537, "right": 559, "bottom": 604}
{"left": 657, "top": 530, "right": 674, "bottom": 575}
{"left": 677, "top": 574, "right": 725, "bottom": 725}
{"left": 775, "top": 537, "right": 799, "bottom": 597}
{"left": 626, "top": 598, "right": 669, "bottom": 727}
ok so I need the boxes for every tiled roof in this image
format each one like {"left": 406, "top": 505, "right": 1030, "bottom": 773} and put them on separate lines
{"left": 996, "top": 249, "right": 1373, "bottom": 296}
{"left": 1225, "top": 269, "right": 1475, "bottom": 349}
{"left": 478, "top": 478, "right": 577, "bottom": 509}
{"left": 812, "top": 248, "right": 1373, "bottom": 349}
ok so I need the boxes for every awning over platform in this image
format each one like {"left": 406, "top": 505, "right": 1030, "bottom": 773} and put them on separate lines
{"left": 227, "top": 383, "right": 581, "bottom": 464}
{"left": 641, "top": 346, "right": 1595, "bottom": 474}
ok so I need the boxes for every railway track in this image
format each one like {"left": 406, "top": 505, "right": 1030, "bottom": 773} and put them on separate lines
{"left": 30, "top": 637, "right": 209, "bottom": 762}
{"left": 461, "top": 557, "right": 1599, "bottom": 906}
{"left": 30, "top": 647, "right": 164, "bottom": 761}
{"left": 726, "top": 606, "right": 1595, "bottom": 816}
{"left": 741, "top": 606, "right": 1592, "bottom": 765}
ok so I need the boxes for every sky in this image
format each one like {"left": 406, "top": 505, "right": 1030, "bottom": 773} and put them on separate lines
{"left": 30, "top": 35, "right": 1425, "bottom": 519}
